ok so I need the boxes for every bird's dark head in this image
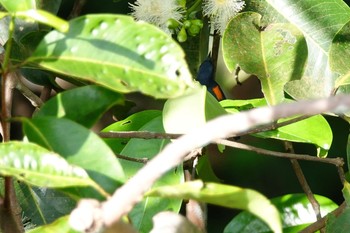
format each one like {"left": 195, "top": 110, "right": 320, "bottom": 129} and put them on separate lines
{"left": 196, "top": 58, "right": 214, "bottom": 86}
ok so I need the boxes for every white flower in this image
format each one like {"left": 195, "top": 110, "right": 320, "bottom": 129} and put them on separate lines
{"left": 203, "top": 0, "right": 245, "bottom": 35}
{"left": 130, "top": 0, "right": 184, "bottom": 34}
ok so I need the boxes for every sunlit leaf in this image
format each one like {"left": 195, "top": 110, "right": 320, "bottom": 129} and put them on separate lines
{"left": 330, "top": 19, "right": 350, "bottom": 89}
{"left": 221, "top": 99, "right": 332, "bottom": 155}
{"left": 147, "top": 180, "right": 282, "bottom": 233}
{"left": 223, "top": 12, "right": 307, "bottom": 105}
{"left": 26, "top": 14, "right": 198, "bottom": 99}
{"left": 22, "top": 117, "right": 125, "bottom": 198}
{"left": 163, "top": 85, "right": 227, "bottom": 134}
{"left": 0, "top": 142, "right": 96, "bottom": 188}
{"left": 265, "top": 0, "right": 350, "bottom": 99}
{"left": 102, "top": 110, "right": 162, "bottom": 153}
{"left": 15, "top": 9, "right": 69, "bottom": 32}
{"left": 224, "top": 193, "right": 338, "bottom": 233}
{"left": 27, "top": 215, "right": 79, "bottom": 233}
{"left": 0, "top": 0, "right": 35, "bottom": 12}
{"left": 35, "top": 85, "right": 124, "bottom": 128}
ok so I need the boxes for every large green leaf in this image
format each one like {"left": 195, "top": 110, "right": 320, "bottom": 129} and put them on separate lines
{"left": 0, "top": 142, "right": 97, "bottom": 188}
{"left": 26, "top": 14, "right": 198, "bottom": 99}
{"left": 27, "top": 215, "right": 79, "bottom": 233}
{"left": 102, "top": 110, "right": 162, "bottom": 153}
{"left": 329, "top": 19, "right": 350, "bottom": 89}
{"left": 35, "top": 85, "right": 124, "bottom": 128}
{"left": 224, "top": 193, "right": 338, "bottom": 233}
{"left": 265, "top": 0, "right": 350, "bottom": 99}
{"left": 163, "top": 85, "right": 227, "bottom": 134}
{"left": 222, "top": 12, "right": 307, "bottom": 105}
{"left": 120, "top": 116, "right": 183, "bottom": 232}
{"left": 147, "top": 180, "right": 282, "bottom": 233}
{"left": 221, "top": 98, "right": 332, "bottom": 156}
{"left": 22, "top": 117, "right": 125, "bottom": 198}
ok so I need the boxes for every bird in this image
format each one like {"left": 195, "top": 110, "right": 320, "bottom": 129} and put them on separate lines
{"left": 196, "top": 57, "right": 225, "bottom": 101}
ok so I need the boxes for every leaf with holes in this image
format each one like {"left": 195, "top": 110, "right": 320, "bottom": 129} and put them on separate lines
{"left": 0, "top": 141, "right": 97, "bottom": 189}
{"left": 26, "top": 14, "right": 198, "bottom": 99}
{"left": 223, "top": 12, "right": 307, "bottom": 105}
{"left": 265, "top": 0, "right": 350, "bottom": 99}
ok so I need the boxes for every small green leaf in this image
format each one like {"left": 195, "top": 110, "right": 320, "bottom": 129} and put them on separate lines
{"left": 163, "top": 85, "right": 227, "bottom": 134}
{"left": 22, "top": 117, "right": 125, "bottom": 198}
{"left": 27, "top": 215, "right": 79, "bottom": 233}
{"left": 147, "top": 181, "right": 282, "bottom": 233}
{"left": 222, "top": 12, "right": 307, "bottom": 105}
{"left": 15, "top": 9, "right": 69, "bottom": 32}
{"left": 0, "top": 141, "right": 95, "bottom": 188}
{"left": 120, "top": 116, "right": 183, "bottom": 232}
{"left": 102, "top": 110, "right": 162, "bottom": 153}
{"left": 26, "top": 14, "right": 197, "bottom": 99}
{"left": 224, "top": 193, "right": 338, "bottom": 233}
{"left": 35, "top": 85, "right": 124, "bottom": 128}
{"left": 0, "top": 0, "right": 35, "bottom": 12}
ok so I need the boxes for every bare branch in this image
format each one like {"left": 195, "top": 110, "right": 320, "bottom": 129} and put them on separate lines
{"left": 70, "top": 94, "right": 350, "bottom": 230}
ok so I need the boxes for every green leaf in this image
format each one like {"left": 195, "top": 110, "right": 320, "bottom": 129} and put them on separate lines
{"left": 330, "top": 19, "right": 350, "bottom": 88}
{"left": 27, "top": 215, "right": 79, "bottom": 233}
{"left": 120, "top": 116, "right": 183, "bottom": 232}
{"left": 15, "top": 9, "right": 69, "bottom": 32}
{"left": 265, "top": 0, "right": 350, "bottom": 99}
{"left": 147, "top": 180, "right": 282, "bottom": 233}
{"left": 223, "top": 12, "right": 307, "bottom": 105}
{"left": 163, "top": 85, "right": 227, "bottom": 134}
{"left": 221, "top": 98, "right": 332, "bottom": 155}
{"left": 35, "top": 85, "right": 124, "bottom": 128}
{"left": 26, "top": 14, "right": 198, "bottom": 99}
{"left": 0, "top": 141, "right": 96, "bottom": 188}
{"left": 326, "top": 206, "right": 350, "bottom": 233}
{"left": 0, "top": 0, "right": 35, "bottom": 12}
{"left": 22, "top": 117, "right": 125, "bottom": 198}
{"left": 17, "top": 183, "right": 76, "bottom": 226}
{"left": 224, "top": 193, "right": 338, "bottom": 233}
{"left": 102, "top": 110, "right": 162, "bottom": 153}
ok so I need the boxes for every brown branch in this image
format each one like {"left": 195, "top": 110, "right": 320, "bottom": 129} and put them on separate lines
{"left": 215, "top": 139, "right": 344, "bottom": 166}
{"left": 300, "top": 202, "right": 346, "bottom": 233}
{"left": 116, "top": 154, "right": 148, "bottom": 164}
{"left": 99, "top": 131, "right": 180, "bottom": 140}
{"left": 70, "top": 94, "right": 350, "bottom": 231}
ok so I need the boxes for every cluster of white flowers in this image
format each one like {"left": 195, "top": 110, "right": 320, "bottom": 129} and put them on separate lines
{"left": 130, "top": 0, "right": 245, "bottom": 36}
{"left": 129, "top": 0, "right": 184, "bottom": 34}
{"left": 203, "top": 0, "right": 245, "bottom": 35}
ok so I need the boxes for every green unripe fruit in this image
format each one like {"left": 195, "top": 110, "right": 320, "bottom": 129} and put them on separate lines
{"left": 188, "top": 25, "right": 201, "bottom": 36}
{"left": 177, "top": 26, "right": 187, "bottom": 42}
{"left": 183, "top": 20, "right": 191, "bottom": 29}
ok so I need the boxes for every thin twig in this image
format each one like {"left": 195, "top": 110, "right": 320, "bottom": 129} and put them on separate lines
{"left": 116, "top": 154, "right": 148, "bottom": 164}
{"left": 68, "top": 0, "right": 87, "bottom": 19}
{"left": 99, "top": 131, "right": 180, "bottom": 140}
{"left": 284, "top": 142, "right": 322, "bottom": 226}
{"left": 70, "top": 94, "right": 350, "bottom": 230}
{"left": 215, "top": 139, "right": 344, "bottom": 166}
{"left": 300, "top": 202, "right": 346, "bottom": 233}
